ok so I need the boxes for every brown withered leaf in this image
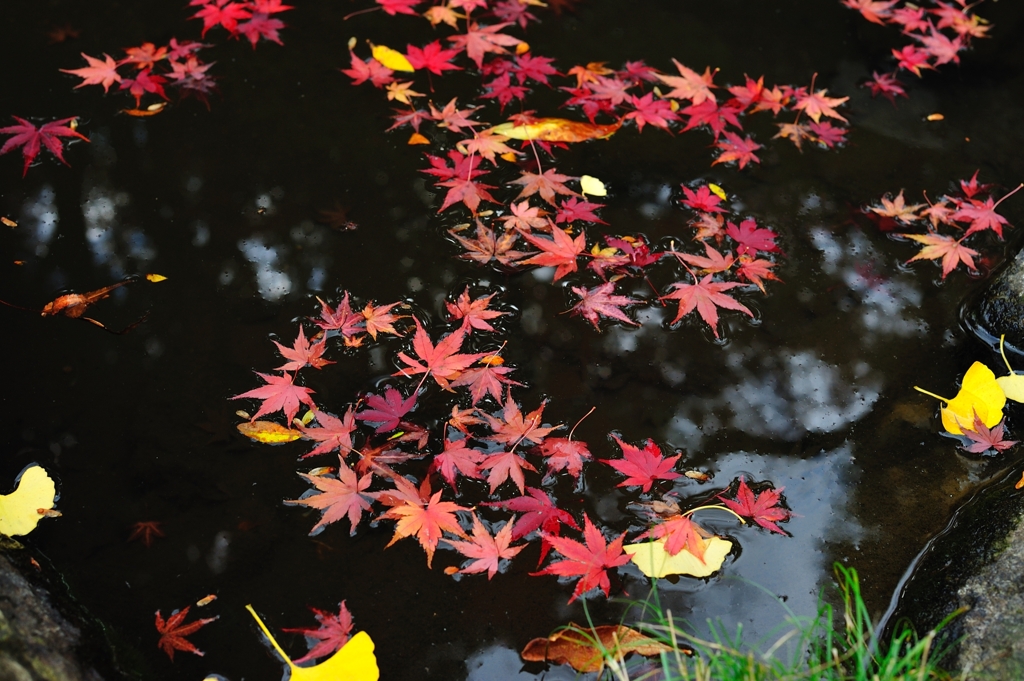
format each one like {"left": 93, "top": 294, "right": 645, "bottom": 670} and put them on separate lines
{"left": 521, "top": 623, "right": 680, "bottom": 673}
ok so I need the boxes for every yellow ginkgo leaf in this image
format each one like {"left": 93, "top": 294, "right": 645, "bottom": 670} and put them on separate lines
{"left": 623, "top": 536, "right": 731, "bottom": 579}
{"left": 488, "top": 118, "right": 620, "bottom": 142}
{"left": 579, "top": 175, "right": 607, "bottom": 197}
{"left": 370, "top": 44, "right": 414, "bottom": 72}
{"left": 915, "top": 361, "right": 1006, "bottom": 435}
{"left": 246, "top": 605, "right": 379, "bottom": 681}
{"left": 996, "top": 334, "right": 1024, "bottom": 403}
{"left": 237, "top": 421, "right": 302, "bottom": 444}
{"left": 0, "top": 465, "right": 57, "bottom": 537}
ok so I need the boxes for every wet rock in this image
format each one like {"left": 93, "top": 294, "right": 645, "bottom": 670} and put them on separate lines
{"left": 886, "top": 467, "right": 1024, "bottom": 679}
{"left": 964, "top": 247, "right": 1024, "bottom": 352}
{"left": 0, "top": 545, "right": 116, "bottom": 681}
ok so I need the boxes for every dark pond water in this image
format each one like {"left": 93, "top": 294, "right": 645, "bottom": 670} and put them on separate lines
{"left": 3, "top": 0, "right": 1024, "bottom": 679}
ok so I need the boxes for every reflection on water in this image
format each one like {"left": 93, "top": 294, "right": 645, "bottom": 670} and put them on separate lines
{"left": 20, "top": 184, "right": 58, "bottom": 259}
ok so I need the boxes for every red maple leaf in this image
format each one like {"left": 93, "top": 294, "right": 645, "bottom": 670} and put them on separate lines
{"left": 449, "top": 22, "right": 524, "bottom": 68}
{"left": 394, "top": 318, "right": 485, "bottom": 390}
{"left": 0, "top": 117, "right": 88, "bottom": 177}
{"left": 481, "top": 72, "right": 530, "bottom": 108}
{"left": 726, "top": 218, "right": 780, "bottom": 255}
{"left": 484, "top": 391, "right": 562, "bottom": 447}
{"left": 340, "top": 51, "right": 394, "bottom": 88}
{"left": 680, "top": 99, "right": 743, "bottom": 139}
{"left": 361, "top": 301, "right": 404, "bottom": 340}
{"left": 446, "top": 288, "right": 507, "bottom": 332}
{"left": 534, "top": 513, "right": 630, "bottom": 603}
{"left": 287, "top": 459, "right": 376, "bottom": 535}
{"left": 864, "top": 71, "right": 907, "bottom": 104}
{"left": 191, "top": 0, "right": 252, "bottom": 35}
{"left": 718, "top": 477, "right": 790, "bottom": 534}
{"left": 380, "top": 476, "right": 469, "bottom": 568}
{"left": 431, "top": 433, "right": 486, "bottom": 488}
{"left": 315, "top": 292, "right": 366, "bottom": 338}
{"left": 656, "top": 60, "right": 718, "bottom": 104}
{"left": 602, "top": 435, "right": 681, "bottom": 492}
{"left": 959, "top": 170, "right": 992, "bottom": 199}
{"left": 238, "top": 13, "right": 286, "bottom": 47}
{"left": 444, "top": 513, "right": 525, "bottom": 578}
{"left": 961, "top": 413, "right": 1018, "bottom": 454}
{"left": 511, "top": 53, "right": 559, "bottom": 85}
{"left": 519, "top": 226, "right": 587, "bottom": 281}
{"left": 61, "top": 53, "right": 122, "bottom": 92}
{"left": 480, "top": 449, "right": 538, "bottom": 494}
{"left": 736, "top": 256, "right": 782, "bottom": 292}
{"left": 405, "top": 40, "right": 462, "bottom": 75}
{"left": 808, "top": 121, "right": 848, "bottom": 148}
{"left": 660, "top": 273, "right": 753, "bottom": 339}
{"left": 436, "top": 171, "right": 499, "bottom": 214}
{"left": 356, "top": 386, "right": 417, "bottom": 433}
{"left": 901, "top": 232, "right": 978, "bottom": 278}
{"left": 485, "top": 487, "right": 579, "bottom": 563}
{"left": 128, "top": 521, "right": 165, "bottom": 547}
{"left": 282, "top": 601, "right": 353, "bottom": 664}
{"left": 793, "top": 87, "right": 849, "bottom": 123}
{"left": 297, "top": 406, "right": 357, "bottom": 459}
{"left": 569, "top": 282, "right": 641, "bottom": 330}
{"left": 951, "top": 190, "right": 1018, "bottom": 238}
{"left": 451, "top": 361, "right": 523, "bottom": 405}
{"left": 624, "top": 92, "right": 681, "bottom": 132}
{"left": 377, "top": 0, "right": 422, "bottom": 15}
{"left": 535, "top": 437, "right": 592, "bottom": 480}
{"left": 274, "top": 326, "right": 334, "bottom": 372}
{"left": 892, "top": 45, "right": 934, "bottom": 77}
{"left": 429, "top": 98, "right": 483, "bottom": 133}
{"left": 555, "top": 196, "right": 607, "bottom": 225}
{"left": 713, "top": 131, "right": 762, "bottom": 169}
{"left": 841, "top": 0, "right": 896, "bottom": 24}
{"left": 646, "top": 514, "right": 711, "bottom": 560}
{"left": 233, "top": 371, "right": 315, "bottom": 423}
{"left": 674, "top": 243, "right": 735, "bottom": 274}
{"left": 155, "top": 606, "right": 217, "bottom": 660}
{"left": 511, "top": 169, "right": 578, "bottom": 206}
{"left": 680, "top": 185, "right": 727, "bottom": 213}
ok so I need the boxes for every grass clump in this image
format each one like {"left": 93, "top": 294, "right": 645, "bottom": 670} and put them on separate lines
{"left": 567, "top": 564, "right": 958, "bottom": 681}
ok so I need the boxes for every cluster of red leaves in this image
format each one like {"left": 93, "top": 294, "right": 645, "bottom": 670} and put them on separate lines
{"left": 846, "top": 0, "right": 992, "bottom": 103}
{"left": 58, "top": 0, "right": 291, "bottom": 110}
{"left": 866, "top": 171, "right": 1021, "bottom": 278}
{"left": 233, "top": 282, "right": 791, "bottom": 605}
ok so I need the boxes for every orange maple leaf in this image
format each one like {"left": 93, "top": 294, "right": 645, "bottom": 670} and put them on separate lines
{"left": 901, "top": 232, "right": 978, "bottom": 278}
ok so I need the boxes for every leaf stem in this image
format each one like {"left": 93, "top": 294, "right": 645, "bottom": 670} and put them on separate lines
{"left": 682, "top": 504, "right": 746, "bottom": 524}
{"left": 913, "top": 386, "right": 952, "bottom": 403}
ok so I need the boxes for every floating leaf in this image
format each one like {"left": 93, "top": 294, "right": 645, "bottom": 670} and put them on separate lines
{"left": 237, "top": 420, "right": 302, "bottom": 443}
{"left": 488, "top": 118, "right": 620, "bottom": 142}
{"left": 145, "top": 273, "right": 168, "bottom": 282}
{"left": 579, "top": 175, "right": 607, "bottom": 197}
{"left": 0, "top": 464, "right": 57, "bottom": 537}
{"left": 521, "top": 623, "right": 676, "bottom": 673}
{"left": 623, "top": 536, "right": 731, "bottom": 579}
{"left": 914, "top": 361, "right": 1005, "bottom": 435}
{"left": 996, "top": 334, "right": 1024, "bottom": 403}
{"left": 371, "top": 44, "right": 414, "bottom": 72}
{"left": 246, "top": 605, "right": 379, "bottom": 681}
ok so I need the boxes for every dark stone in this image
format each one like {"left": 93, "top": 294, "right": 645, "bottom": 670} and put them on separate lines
{"left": 964, "top": 247, "right": 1024, "bottom": 354}
{"left": 0, "top": 543, "right": 124, "bottom": 681}
{"left": 885, "top": 467, "right": 1024, "bottom": 679}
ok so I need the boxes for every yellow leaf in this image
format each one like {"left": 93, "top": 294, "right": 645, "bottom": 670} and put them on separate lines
{"left": 915, "top": 361, "right": 1005, "bottom": 434}
{"left": 708, "top": 184, "right": 727, "bottom": 201}
{"left": 371, "top": 44, "right": 414, "bottom": 72}
{"left": 623, "top": 536, "right": 731, "bottom": 579}
{"left": 408, "top": 132, "right": 430, "bottom": 145}
{"left": 246, "top": 605, "right": 379, "bottom": 681}
{"left": 237, "top": 421, "right": 302, "bottom": 444}
{"left": 580, "top": 175, "right": 607, "bottom": 197}
{"left": 996, "top": 334, "right": 1024, "bottom": 403}
{"left": 515, "top": 42, "right": 530, "bottom": 55}
{"left": 0, "top": 465, "right": 57, "bottom": 537}
{"left": 145, "top": 273, "right": 168, "bottom": 282}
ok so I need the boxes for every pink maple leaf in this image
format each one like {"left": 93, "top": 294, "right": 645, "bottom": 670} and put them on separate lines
{"left": 602, "top": 435, "right": 681, "bottom": 492}
{"left": 569, "top": 282, "right": 641, "bottom": 330}
{"left": 233, "top": 371, "right": 315, "bottom": 423}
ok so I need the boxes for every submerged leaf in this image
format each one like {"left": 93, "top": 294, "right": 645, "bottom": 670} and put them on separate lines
{"left": 521, "top": 623, "right": 676, "bottom": 673}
